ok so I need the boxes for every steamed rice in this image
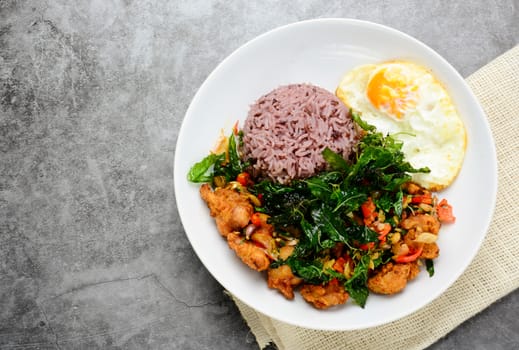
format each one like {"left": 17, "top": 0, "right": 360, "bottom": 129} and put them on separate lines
{"left": 241, "top": 84, "right": 359, "bottom": 184}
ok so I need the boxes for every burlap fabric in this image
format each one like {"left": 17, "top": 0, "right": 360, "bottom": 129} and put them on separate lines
{"left": 231, "top": 45, "right": 519, "bottom": 350}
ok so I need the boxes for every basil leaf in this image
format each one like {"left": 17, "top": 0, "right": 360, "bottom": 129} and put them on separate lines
{"left": 374, "top": 190, "right": 404, "bottom": 216}
{"left": 345, "top": 224, "right": 378, "bottom": 244}
{"left": 287, "top": 258, "right": 327, "bottom": 284}
{"left": 304, "top": 177, "right": 332, "bottom": 201}
{"left": 345, "top": 254, "right": 371, "bottom": 307}
{"left": 331, "top": 189, "right": 367, "bottom": 213}
{"left": 228, "top": 133, "right": 241, "bottom": 174}
{"left": 256, "top": 182, "right": 309, "bottom": 228}
{"left": 322, "top": 147, "right": 350, "bottom": 172}
{"left": 311, "top": 205, "right": 349, "bottom": 245}
{"left": 394, "top": 189, "right": 404, "bottom": 217}
{"left": 426, "top": 259, "right": 435, "bottom": 277}
{"left": 351, "top": 111, "right": 376, "bottom": 132}
{"left": 187, "top": 153, "right": 223, "bottom": 183}
{"left": 300, "top": 217, "right": 320, "bottom": 248}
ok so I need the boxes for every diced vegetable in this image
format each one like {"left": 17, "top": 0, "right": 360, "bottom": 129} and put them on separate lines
{"left": 376, "top": 223, "right": 391, "bottom": 242}
{"left": 411, "top": 194, "right": 433, "bottom": 204}
{"left": 333, "top": 257, "right": 347, "bottom": 273}
{"left": 414, "top": 232, "right": 438, "bottom": 244}
{"left": 250, "top": 212, "right": 262, "bottom": 226}
{"left": 394, "top": 246, "right": 423, "bottom": 263}
{"left": 236, "top": 172, "right": 251, "bottom": 186}
{"left": 359, "top": 242, "right": 375, "bottom": 251}
{"left": 361, "top": 197, "right": 377, "bottom": 225}
{"left": 437, "top": 198, "right": 455, "bottom": 223}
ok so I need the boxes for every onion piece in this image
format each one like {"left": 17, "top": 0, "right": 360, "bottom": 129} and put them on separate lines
{"left": 396, "top": 243, "right": 410, "bottom": 256}
{"left": 244, "top": 224, "right": 256, "bottom": 239}
{"left": 414, "top": 232, "right": 438, "bottom": 244}
{"left": 246, "top": 194, "right": 262, "bottom": 207}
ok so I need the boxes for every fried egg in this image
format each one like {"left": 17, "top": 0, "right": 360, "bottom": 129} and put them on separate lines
{"left": 336, "top": 61, "right": 466, "bottom": 191}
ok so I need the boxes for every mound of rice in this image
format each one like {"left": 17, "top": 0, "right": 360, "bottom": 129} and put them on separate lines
{"left": 241, "top": 84, "right": 359, "bottom": 184}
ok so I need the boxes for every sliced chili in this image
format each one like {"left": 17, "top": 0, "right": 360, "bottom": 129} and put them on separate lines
{"left": 359, "top": 242, "right": 375, "bottom": 251}
{"left": 377, "top": 223, "right": 391, "bottom": 242}
{"left": 333, "top": 257, "right": 346, "bottom": 273}
{"left": 361, "top": 197, "right": 377, "bottom": 225}
{"left": 236, "top": 172, "right": 251, "bottom": 186}
{"left": 394, "top": 246, "right": 423, "bottom": 263}
{"left": 250, "top": 212, "right": 262, "bottom": 226}
{"left": 411, "top": 194, "right": 433, "bottom": 205}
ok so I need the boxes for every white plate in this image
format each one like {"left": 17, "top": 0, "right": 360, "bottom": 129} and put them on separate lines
{"left": 174, "top": 18, "right": 497, "bottom": 330}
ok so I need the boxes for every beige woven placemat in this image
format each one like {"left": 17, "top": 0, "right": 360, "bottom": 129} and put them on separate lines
{"left": 231, "top": 45, "right": 519, "bottom": 350}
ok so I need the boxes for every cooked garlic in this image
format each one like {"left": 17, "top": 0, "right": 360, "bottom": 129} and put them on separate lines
{"left": 246, "top": 193, "right": 262, "bottom": 206}
{"left": 419, "top": 203, "right": 433, "bottom": 212}
{"left": 323, "top": 259, "right": 335, "bottom": 271}
{"left": 390, "top": 232, "right": 401, "bottom": 244}
{"left": 286, "top": 239, "right": 298, "bottom": 246}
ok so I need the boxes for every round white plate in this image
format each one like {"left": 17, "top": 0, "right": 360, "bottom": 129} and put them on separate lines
{"left": 174, "top": 18, "right": 497, "bottom": 330}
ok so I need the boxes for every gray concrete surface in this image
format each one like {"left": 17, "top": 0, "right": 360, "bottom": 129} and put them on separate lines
{"left": 1, "top": 0, "right": 518, "bottom": 349}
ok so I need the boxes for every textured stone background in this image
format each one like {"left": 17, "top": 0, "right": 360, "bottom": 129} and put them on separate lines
{"left": 1, "top": 0, "right": 518, "bottom": 349}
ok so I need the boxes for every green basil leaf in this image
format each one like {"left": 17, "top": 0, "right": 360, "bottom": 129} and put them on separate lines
{"left": 187, "top": 153, "right": 223, "bottom": 183}
{"left": 287, "top": 258, "right": 327, "bottom": 284}
{"left": 344, "top": 254, "right": 371, "bottom": 307}
{"left": 394, "top": 189, "right": 404, "bottom": 217}
{"left": 331, "top": 189, "right": 367, "bottom": 213}
{"left": 346, "top": 224, "right": 378, "bottom": 244}
{"left": 322, "top": 147, "right": 350, "bottom": 172}
{"left": 300, "top": 217, "right": 320, "bottom": 248}
{"left": 228, "top": 133, "right": 241, "bottom": 174}
{"left": 311, "top": 205, "right": 349, "bottom": 245}
{"left": 426, "top": 259, "right": 435, "bottom": 277}
{"left": 351, "top": 111, "right": 376, "bottom": 132}
{"left": 304, "top": 177, "right": 332, "bottom": 201}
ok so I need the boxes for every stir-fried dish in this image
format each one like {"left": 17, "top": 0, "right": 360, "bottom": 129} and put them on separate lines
{"left": 187, "top": 115, "right": 455, "bottom": 309}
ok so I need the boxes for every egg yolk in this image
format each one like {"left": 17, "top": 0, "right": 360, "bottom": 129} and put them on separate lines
{"left": 367, "top": 66, "right": 418, "bottom": 119}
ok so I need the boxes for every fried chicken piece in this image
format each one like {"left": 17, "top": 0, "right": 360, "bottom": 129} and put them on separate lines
{"left": 403, "top": 182, "right": 428, "bottom": 195}
{"left": 267, "top": 265, "right": 303, "bottom": 300}
{"left": 400, "top": 213, "right": 441, "bottom": 260}
{"left": 407, "top": 261, "right": 421, "bottom": 281}
{"left": 300, "top": 280, "right": 349, "bottom": 309}
{"left": 402, "top": 230, "right": 440, "bottom": 260}
{"left": 367, "top": 262, "right": 418, "bottom": 295}
{"left": 200, "top": 184, "right": 253, "bottom": 237}
{"left": 420, "top": 242, "right": 440, "bottom": 259}
{"left": 227, "top": 232, "right": 270, "bottom": 271}
{"left": 250, "top": 232, "right": 276, "bottom": 251}
{"left": 278, "top": 245, "right": 295, "bottom": 261}
{"left": 400, "top": 213, "right": 440, "bottom": 235}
